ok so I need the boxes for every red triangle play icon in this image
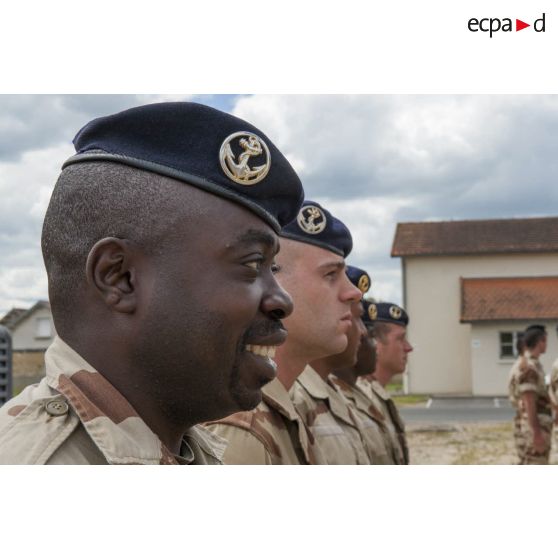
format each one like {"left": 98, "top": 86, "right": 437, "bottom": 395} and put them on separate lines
{"left": 516, "top": 19, "right": 530, "bottom": 31}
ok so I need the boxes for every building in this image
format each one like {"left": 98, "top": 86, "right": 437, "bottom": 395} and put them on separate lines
{"left": 391, "top": 216, "right": 558, "bottom": 396}
{"left": 0, "top": 300, "right": 55, "bottom": 394}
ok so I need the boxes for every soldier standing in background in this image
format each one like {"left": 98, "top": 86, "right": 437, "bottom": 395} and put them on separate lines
{"left": 357, "top": 302, "right": 412, "bottom": 464}
{"left": 508, "top": 324, "right": 552, "bottom": 465}
{"left": 328, "top": 267, "right": 394, "bottom": 464}
{"left": 207, "top": 201, "right": 361, "bottom": 464}
{"left": 547, "top": 325, "right": 558, "bottom": 437}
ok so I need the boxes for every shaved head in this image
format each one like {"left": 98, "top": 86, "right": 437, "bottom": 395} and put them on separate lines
{"left": 42, "top": 162, "right": 207, "bottom": 331}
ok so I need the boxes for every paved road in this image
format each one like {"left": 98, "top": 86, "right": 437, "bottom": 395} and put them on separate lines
{"left": 399, "top": 397, "right": 515, "bottom": 424}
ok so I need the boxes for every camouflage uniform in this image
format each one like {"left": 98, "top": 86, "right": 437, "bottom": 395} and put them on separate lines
{"left": 549, "top": 358, "right": 558, "bottom": 409}
{"left": 0, "top": 336, "right": 226, "bottom": 464}
{"left": 290, "top": 366, "right": 370, "bottom": 464}
{"left": 356, "top": 377, "right": 409, "bottom": 465}
{"left": 508, "top": 351, "right": 552, "bottom": 465}
{"left": 328, "top": 375, "right": 394, "bottom": 464}
{"left": 206, "top": 377, "right": 324, "bottom": 464}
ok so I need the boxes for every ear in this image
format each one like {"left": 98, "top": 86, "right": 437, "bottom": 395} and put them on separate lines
{"left": 85, "top": 237, "right": 137, "bottom": 314}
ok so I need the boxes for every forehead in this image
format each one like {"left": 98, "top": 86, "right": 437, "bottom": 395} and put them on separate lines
{"left": 300, "top": 242, "right": 345, "bottom": 270}
{"left": 388, "top": 324, "right": 408, "bottom": 338}
{"left": 173, "top": 187, "right": 278, "bottom": 248}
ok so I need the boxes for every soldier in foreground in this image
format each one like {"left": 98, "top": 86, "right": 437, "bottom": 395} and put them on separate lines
{"left": 508, "top": 324, "right": 552, "bottom": 465}
{"left": 329, "top": 268, "right": 394, "bottom": 464}
{"left": 357, "top": 302, "right": 411, "bottom": 465}
{"left": 0, "top": 102, "right": 304, "bottom": 464}
{"left": 207, "top": 201, "right": 361, "bottom": 464}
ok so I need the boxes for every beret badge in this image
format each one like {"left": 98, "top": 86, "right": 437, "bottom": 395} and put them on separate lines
{"left": 358, "top": 274, "right": 370, "bottom": 293}
{"left": 389, "top": 305, "right": 402, "bottom": 319}
{"left": 368, "top": 303, "right": 378, "bottom": 321}
{"left": 219, "top": 131, "right": 271, "bottom": 185}
{"left": 296, "top": 205, "right": 327, "bottom": 235}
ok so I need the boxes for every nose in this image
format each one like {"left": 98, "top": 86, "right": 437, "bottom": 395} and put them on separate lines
{"left": 340, "top": 274, "right": 362, "bottom": 303}
{"left": 405, "top": 340, "right": 413, "bottom": 353}
{"left": 261, "top": 275, "right": 294, "bottom": 320}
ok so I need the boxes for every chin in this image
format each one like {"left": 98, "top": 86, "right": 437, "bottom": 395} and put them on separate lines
{"left": 231, "top": 385, "right": 264, "bottom": 412}
{"left": 325, "top": 334, "right": 349, "bottom": 356}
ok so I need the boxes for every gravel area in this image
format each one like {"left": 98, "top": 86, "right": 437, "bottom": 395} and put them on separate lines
{"left": 407, "top": 421, "right": 558, "bottom": 465}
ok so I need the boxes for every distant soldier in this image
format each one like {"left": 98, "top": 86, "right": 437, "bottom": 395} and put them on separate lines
{"left": 357, "top": 302, "right": 412, "bottom": 465}
{"left": 328, "top": 267, "right": 394, "bottom": 464}
{"left": 547, "top": 325, "right": 558, "bottom": 429}
{"left": 508, "top": 324, "right": 552, "bottom": 465}
{"left": 207, "top": 201, "right": 361, "bottom": 464}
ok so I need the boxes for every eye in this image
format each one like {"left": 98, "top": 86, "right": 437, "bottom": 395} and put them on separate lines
{"left": 325, "top": 269, "right": 338, "bottom": 280}
{"left": 271, "top": 262, "right": 281, "bottom": 274}
{"left": 245, "top": 260, "right": 262, "bottom": 272}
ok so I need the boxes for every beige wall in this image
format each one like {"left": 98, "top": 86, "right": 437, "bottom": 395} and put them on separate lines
{"left": 403, "top": 253, "right": 558, "bottom": 395}
{"left": 12, "top": 307, "right": 56, "bottom": 351}
{"left": 470, "top": 320, "right": 558, "bottom": 396}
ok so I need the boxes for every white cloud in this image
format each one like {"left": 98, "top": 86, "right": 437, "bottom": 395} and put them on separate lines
{"left": 1, "top": 94, "right": 558, "bottom": 316}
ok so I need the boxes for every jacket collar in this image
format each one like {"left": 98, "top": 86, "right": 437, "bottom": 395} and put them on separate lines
{"left": 45, "top": 336, "right": 225, "bottom": 464}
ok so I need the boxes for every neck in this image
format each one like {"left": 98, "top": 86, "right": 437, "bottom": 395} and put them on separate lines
{"left": 63, "top": 334, "right": 188, "bottom": 455}
{"left": 308, "top": 359, "right": 331, "bottom": 382}
{"left": 372, "top": 365, "right": 392, "bottom": 388}
{"left": 528, "top": 348, "right": 541, "bottom": 359}
{"left": 275, "top": 343, "right": 311, "bottom": 390}
{"left": 332, "top": 367, "right": 357, "bottom": 386}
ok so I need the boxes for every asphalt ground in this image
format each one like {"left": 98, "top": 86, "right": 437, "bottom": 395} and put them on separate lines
{"left": 399, "top": 397, "right": 515, "bottom": 424}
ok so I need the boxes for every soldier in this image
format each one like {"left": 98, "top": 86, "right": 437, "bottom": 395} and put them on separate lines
{"left": 549, "top": 325, "right": 558, "bottom": 429}
{"left": 0, "top": 102, "right": 304, "bottom": 464}
{"left": 207, "top": 201, "right": 361, "bottom": 464}
{"left": 357, "top": 302, "right": 411, "bottom": 464}
{"left": 328, "top": 267, "right": 394, "bottom": 464}
{"left": 284, "top": 211, "right": 371, "bottom": 465}
{"left": 508, "top": 324, "right": 552, "bottom": 465}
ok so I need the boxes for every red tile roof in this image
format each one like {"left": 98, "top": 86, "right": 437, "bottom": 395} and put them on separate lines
{"left": 392, "top": 217, "right": 558, "bottom": 257}
{"left": 461, "top": 277, "right": 558, "bottom": 322}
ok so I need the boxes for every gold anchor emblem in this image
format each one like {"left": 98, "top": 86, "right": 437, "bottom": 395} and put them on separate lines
{"left": 297, "top": 205, "right": 327, "bottom": 235}
{"left": 219, "top": 132, "right": 271, "bottom": 185}
{"left": 368, "top": 303, "right": 378, "bottom": 321}
{"left": 389, "top": 305, "right": 402, "bottom": 320}
{"left": 358, "top": 274, "right": 370, "bottom": 293}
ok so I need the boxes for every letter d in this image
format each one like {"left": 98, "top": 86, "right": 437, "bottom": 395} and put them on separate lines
{"left": 534, "top": 13, "right": 545, "bottom": 32}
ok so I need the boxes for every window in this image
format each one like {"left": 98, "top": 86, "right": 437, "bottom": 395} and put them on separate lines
{"left": 36, "top": 317, "right": 52, "bottom": 339}
{"left": 499, "top": 331, "right": 522, "bottom": 359}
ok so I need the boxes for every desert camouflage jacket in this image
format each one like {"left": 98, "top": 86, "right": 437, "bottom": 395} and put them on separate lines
{"left": 290, "top": 366, "right": 370, "bottom": 465}
{"left": 508, "top": 351, "right": 552, "bottom": 424}
{"left": 206, "top": 377, "right": 323, "bottom": 464}
{"left": 0, "top": 336, "right": 226, "bottom": 465}
{"left": 328, "top": 375, "right": 394, "bottom": 464}
{"left": 548, "top": 358, "right": 558, "bottom": 409}
{"left": 356, "top": 377, "right": 409, "bottom": 465}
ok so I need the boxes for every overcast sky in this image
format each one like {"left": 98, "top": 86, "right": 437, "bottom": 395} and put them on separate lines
{"left": 1, "top": 94, "right": 557, "bottom": 316}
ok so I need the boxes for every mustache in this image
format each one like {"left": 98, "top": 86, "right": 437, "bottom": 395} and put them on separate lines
{"left": 237, "top": 319, "right": 285, "bottom": 350}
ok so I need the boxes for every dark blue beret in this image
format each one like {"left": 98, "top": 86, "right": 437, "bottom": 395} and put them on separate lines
{"left": 346, "top": 265, "right": 371, "bottom": 294}
{"left": 361, "top": 300, "right": 375, "bottom": 327}
{"left": 280, "top": 200, "right": 353, "bottom": 257}
{"left": 365, "top": 301, "right": 409, "bottom": 327}
{"left": 61, "top": 102, "right": 304, "bottom": 233}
